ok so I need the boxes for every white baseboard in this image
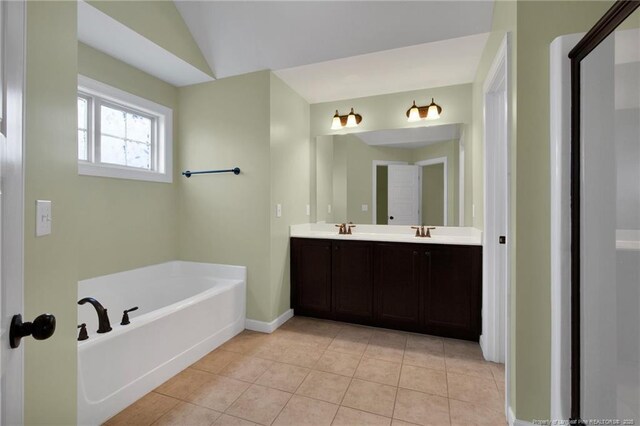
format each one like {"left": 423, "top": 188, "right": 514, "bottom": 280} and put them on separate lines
{"left": 245, "top": 309, "right": 294, "bottom": 333}
{"left": 508, "top": 406, "right": 536, "bottom": 426}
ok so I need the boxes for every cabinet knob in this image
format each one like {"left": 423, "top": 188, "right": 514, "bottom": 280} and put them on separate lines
{"left": 413, "top": 251, "right": 418, "bottom": 256}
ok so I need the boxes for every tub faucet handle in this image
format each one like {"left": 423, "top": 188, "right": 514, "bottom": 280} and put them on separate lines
{"left": 121, "top": 307, "right": 139, "bottom": 326}
{"left": 78, "top": 323, "right": 88, "bottom": 341}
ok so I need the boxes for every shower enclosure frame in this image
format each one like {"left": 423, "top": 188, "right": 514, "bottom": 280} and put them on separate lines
{"left": 568, "top": 0, "right": 640, "bottom": 422}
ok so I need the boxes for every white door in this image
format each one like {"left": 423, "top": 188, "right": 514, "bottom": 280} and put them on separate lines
{"left": 1, "top": 1, "right": 26, "bottom": 424}
{"left": 387, "top": 165, "right": 420, "bottom": 225}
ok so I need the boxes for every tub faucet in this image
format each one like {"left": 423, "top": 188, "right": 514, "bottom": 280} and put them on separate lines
{"left": 78, "top": 297, "right": 112, "bottom": 333}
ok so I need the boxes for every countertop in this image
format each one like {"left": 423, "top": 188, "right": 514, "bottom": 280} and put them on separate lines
{"left": 290, "top": 224, "right": 483, "bottom": 246}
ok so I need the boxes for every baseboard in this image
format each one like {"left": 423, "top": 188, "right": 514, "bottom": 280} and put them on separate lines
{"left": 508, "top": 406, "right": 536, "bottom": 426}
{"left": 245, "top": 309, "right": 294, "bottom": 333}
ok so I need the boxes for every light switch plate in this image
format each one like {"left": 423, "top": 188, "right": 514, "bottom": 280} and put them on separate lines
{"left": 36, "top": 200, "right": 52, "bottom": 236}
{"left": 306, "top": 204, "right": 310, "bottom": 216}
{"left": 327, "top": 204, "right": 332, "bottom": 214}
{"left": 276, "top": 203, "right": 282, "bottom": 218}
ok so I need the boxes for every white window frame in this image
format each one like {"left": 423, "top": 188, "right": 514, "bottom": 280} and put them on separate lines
{"left": 77, "top": 75, "right": 173, "bottom": 183}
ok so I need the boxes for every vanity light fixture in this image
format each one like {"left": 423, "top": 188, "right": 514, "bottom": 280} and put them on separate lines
{"left": 330, "top": 108, "right": 362, "bottom": 130}
{"left": 406, "top": 98, "right": 443, "bottom": 122}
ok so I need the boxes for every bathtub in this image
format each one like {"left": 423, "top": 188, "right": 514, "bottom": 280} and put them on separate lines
{"left": 77, "top": 261, "right": 246, "bottom": 425}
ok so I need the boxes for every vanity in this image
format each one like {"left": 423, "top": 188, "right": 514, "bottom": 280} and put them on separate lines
{"left": 290, "top": 224, "right": 482, "bottom": 341}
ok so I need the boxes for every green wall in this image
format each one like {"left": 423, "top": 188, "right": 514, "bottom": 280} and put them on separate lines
{"left": 178, "top": 71, "right": 272, "bottom": 322}
{"left": 269, "top": 73, "right": 311, "bottom": 318}
{"left": 87, "top": 0, "right": 212, "bottom": 77}
{"left": 315, "top": 135, "right": 334, "bottom": 223}
{"left": 421, "top": 163, "right": 444, "bottom": 226}
{"left": 24, "top": 2, "right": 78, "bottom": 423}
{"left": 376, "top": 166, "right": 388, "bottom": 225}
{"left": 77, "top": 43, "right": 180, "bottom": 279}
{"left": 513, "top": 1, "right": 613, "bottom": 420}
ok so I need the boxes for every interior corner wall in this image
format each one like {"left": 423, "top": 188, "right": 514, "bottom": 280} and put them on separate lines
{"left": 24, "top": 1, "right": 78, "bottom": 423}
{"left": 77, "top": 43, "right": 180, "bottom": 279}
{"left": 177, "top": 71, "right": 272, "bottom": 322}
{"left": 269, "top": 73, "right": 310, "bottom": 320}
{"left": 513, "top": 1, "right": 614, "bottom": 421}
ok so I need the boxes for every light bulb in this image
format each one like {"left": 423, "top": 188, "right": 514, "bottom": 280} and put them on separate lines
{"left": 346, "top": 108, "right": 358, "bottom": 128}
{"left": 407, "top": 101, "right": 421, "bottom": 122}
{"left": 425, "top": 98, "right": 441, "bottom": 120}
{"left": 330, "top": 110, "right": 342, "bottom": 130}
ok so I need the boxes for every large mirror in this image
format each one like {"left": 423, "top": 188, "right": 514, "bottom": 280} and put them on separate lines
{"left": 315, "top": 124, "right": 464, "bottom": 226}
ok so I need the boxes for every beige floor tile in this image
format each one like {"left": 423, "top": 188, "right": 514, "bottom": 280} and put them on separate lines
{"left": 490, "top": 363, "right": 506, "bottom": 383}
{"left": 443, "top": 339, "right": 483, "bottom": 360}
{"left": 186, "top": 375, "right": 250, "bottom": 412}
{"left": 341, "top": 378, "right": 397, "bottom": 417}
{"left": 337, "top": 325, "right": 374, "bottom": 341}
{"left": 251, "top": 341, "right": 291, "bottom": 361}
{"left": 155, "top": 368, "right": 215, "bottom": 400}
{"left": 105, "top": 392, "right": 179, "bottom": 426}
{"left": 447, "top": 373, "right": 501, "bottom": 410}
{"left": 328, "top": 338, "right": 369, "bottom": 356}
{"left": 255, "top": 362, "right": 310, "bottom": 392}
{"left": 391, "top": 420, "right": 421, "bottom": 426}
{"left": 354, "top": 357, "right": 401, "bottom": 386}
{"left": 153, "top": 401, "right": 221, "bottom": 426}
{"left": 449, "top": 398, "right": 507, "bottom": 425}
{"left": 279, "top": 344, "right": 324, "bottom": 368}
{"left": 445, "top": 357, "right": 494, "bottom": 379}
{"left": 296, "top": 370, "right": 351, "bottom": 404}
{"left": 219, "top": 355, "right": 273, "bottom": 382}
{"left": 364, "top": 342, "right": 405, "bottom": 363}
{"left": 331, "top": 406, "right": 391, "bottom": 426}
{"left": 393, "top": 388, "right": 450, "bottom": 426}
{"left": 192, "top": 350, "right": 239, "bottom": 374}
{"left": 406, "top": 335, "right": 444, "bottom": 355}
{"left": 221, "top": 331, "right": 269, "bottom": 355}
{"left": 399, "top": 365, "right": 448, "bottom": 397}
{"left": 212, "top": 414, "right": 260, "bottom": 426}
{"left": 369, "top": 330, "right": 407, "bottom": 348}
{"left": 272, "top": 395, "right": 339, "bottom": 426}
{"left": 226, "top": 384, "right": 292, "bottom": 425}
{"left": 403, "top": 348, "right": 446, "bottom": 371}
{"left": 315, "top": 350, "right": 361, "bottom": 377}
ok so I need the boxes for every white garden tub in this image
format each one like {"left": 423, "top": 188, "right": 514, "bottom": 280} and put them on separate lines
{"left": 77, "top": 261, "right": 246, "bottom": 425}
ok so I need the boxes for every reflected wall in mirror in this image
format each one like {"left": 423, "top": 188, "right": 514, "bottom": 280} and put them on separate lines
{"left": 316, "top": 124, "right": 464, "bottom": 226}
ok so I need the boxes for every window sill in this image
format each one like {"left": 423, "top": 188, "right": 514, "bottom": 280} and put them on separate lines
{"left": 78, "top": 162, "right": 172, "bottom": 183}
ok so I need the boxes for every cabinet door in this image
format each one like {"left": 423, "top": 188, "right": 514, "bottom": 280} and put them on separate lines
{"left": 374, "top": 243, "right": 421, "bottom": 330}
{"left": 422, "top": 245, "right": 482, "bottom": 340}
{"left": 332, "top": 240, "right": 374, "bottom": 323}
{"left": 291, "top": 238, "right": 332, "bottom": 317}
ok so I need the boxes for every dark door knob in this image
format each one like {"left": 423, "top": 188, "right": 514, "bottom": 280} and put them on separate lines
{"left": 10, "top": 313, "right": 56, "bottom": 349}
{"left": 389, "top": 216, "right": 394, "bottom": 220}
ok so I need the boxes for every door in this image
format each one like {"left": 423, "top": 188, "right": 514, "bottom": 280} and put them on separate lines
{"left": 569, "top": 3, "right": 640, "bottom": 421}
{"left": 332, "top": 240, "right": 374, "bottom": 323}
{"left": 1, "top": 1, "right": 26, "bottom": 423}
{"left": 291, "top": 238, "right": 332, "bottom": 317}
{"left": 374, "top": 243, "right": 421, "bottom": 330}
{"left": 387, "top": 165, "right": 420, "bottom": 225}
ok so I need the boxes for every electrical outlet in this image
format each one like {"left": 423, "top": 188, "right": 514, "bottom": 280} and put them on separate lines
{"left": 276, "top": 204, "right": 282, "bottom": 218}
{"left": 306, "top": 204, "right": 310, "bottom": 216}
{"left": 361, "top": 204, "right": 368, "bottom": 212}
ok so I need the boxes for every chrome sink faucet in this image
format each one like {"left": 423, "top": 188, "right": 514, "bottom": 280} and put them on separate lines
{"left": 78, "top": 297, "right": 112, "bottom": 333}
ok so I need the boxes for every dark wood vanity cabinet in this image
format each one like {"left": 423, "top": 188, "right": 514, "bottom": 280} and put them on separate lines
{"left": 291, "top": 237, "right": 482, "bottom": 341}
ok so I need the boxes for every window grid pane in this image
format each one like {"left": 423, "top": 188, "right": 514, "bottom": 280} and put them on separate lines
{"left": 99, "top": 103, "right": 154, "bottom": 170}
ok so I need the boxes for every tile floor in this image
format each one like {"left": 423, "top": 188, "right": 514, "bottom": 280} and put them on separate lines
{"left": 105, "top": 317, "right": 506, "bottom": 426}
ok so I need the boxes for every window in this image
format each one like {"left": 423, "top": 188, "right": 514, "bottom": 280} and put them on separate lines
{"left": 77, "top": 75, "right": 173, "bottom": 183}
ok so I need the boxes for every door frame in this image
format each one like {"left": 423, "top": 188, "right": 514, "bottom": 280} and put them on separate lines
{"left": 567, "top": 1, "right": 640, "bottom": 421}
{"left": 415, "top": 157, "right": 448, "bottom": 226}
{"left": 1, "top": 0, "right": 26, "bottom": 424}
{"left": 482, "top": 32, "right": 511, "bottom": 411}
{"left": 371, "top": 160, "right": 408, "bottom": 224}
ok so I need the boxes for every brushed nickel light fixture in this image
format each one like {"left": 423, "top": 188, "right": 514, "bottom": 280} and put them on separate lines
{"left": 406, "top": 98, "right": 442, "bottom": 122}
{"left": 331, "top": 108, "right": 362, "bottom": 130}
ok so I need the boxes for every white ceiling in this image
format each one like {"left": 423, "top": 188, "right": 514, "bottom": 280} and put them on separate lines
{"left": 274, "top": 33, "right": 489, "bottom": 103}
{"left": 354, "top": 124, "right": 461, "bottom": 149}
{"left": 78, "top": 1, "right": 213, "bottom": 87}
{"left": 175, "top": 1, "right": 495, "bottom": 85}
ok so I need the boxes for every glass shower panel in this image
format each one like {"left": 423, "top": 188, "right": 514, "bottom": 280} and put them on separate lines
{"left": 580, "top": 22, "right": 640, "bottom": 422}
